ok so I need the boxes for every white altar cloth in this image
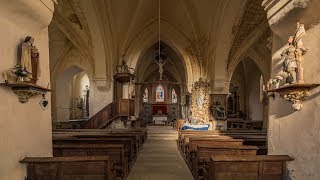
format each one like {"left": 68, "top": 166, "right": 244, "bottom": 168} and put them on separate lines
{"left": 153, "top": 116, "right": 167, "bottom": 124}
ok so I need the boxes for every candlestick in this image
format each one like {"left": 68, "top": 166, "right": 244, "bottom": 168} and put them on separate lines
{"left": 3, "top": 72, "right": 7, "bottom": 82}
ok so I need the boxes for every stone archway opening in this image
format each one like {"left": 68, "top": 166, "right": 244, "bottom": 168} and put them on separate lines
{"left": 135, "top": 42, "right": 188, "bottom": 124}
{"left": 228, "top": 58, "right": 266, "bottom": 129}
{"left": 54, "top": 65, "right": 90, "bottom": 122}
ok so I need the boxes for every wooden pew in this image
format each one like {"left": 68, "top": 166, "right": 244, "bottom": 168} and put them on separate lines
{"left": 53, "top": 144, "right": 128, "bottom": 178}
{"left": 179, "top": 132, "right": 266, "bottom": 152}
{"left": 180, "top": 133, "right": 263, "bottom": 150}
{"left": 192, "top": 145, "right": 258, "bottom": 179}
{"left": 20, "top": 156, "right": 115, "bottom": 180}
{"left": 185, "top": 138, "right": 244, "bottom": 162}
{"left": 207, "top": 155, "right": 294, "bottom": 180}
{"left": 53, "top": 136, "right": 136, "bottom": 164}
{"left": 53, "top": 128, "right": 148, "bottom": 144}
{"left": 53, "top": 131, "right": 142, "bottom": 151}
{"left": 178, "top": 130, "right": 266, "bottom": 145}
{"left": 182, "top": 135, "right": 235, "bottom": 153}
{"left": 178, "top": 129, "right": 266, "bottom": 140}
{"left": 53, "top": 131, "right": 141, "bottom": 156}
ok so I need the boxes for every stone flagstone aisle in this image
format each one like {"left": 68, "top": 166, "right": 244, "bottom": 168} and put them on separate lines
{"left": 126, "top": 126, "right": 194, "bottom": 180}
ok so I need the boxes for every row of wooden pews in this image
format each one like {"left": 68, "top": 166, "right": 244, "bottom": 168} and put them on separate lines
{"left": 177, "top": 129, "right": 293, "bottom": 180}
{"left": 20, "top": 127, "right": 147, "bottom": 180}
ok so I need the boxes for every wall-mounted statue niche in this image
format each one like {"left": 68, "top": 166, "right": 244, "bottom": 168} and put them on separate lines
{"left": 0, "top": 36, "right": 50, "bottom": 103}
{"left": 267, "top": 22, "right": 319, "bottom": 111}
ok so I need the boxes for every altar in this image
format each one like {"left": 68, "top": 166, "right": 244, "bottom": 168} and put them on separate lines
{"left": 153, "top": 116, "right": 167, "bottom": 124}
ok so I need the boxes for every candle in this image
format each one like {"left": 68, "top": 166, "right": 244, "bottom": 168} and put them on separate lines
{"left": 3, "top": 72, "right": 7, "bottom": 82}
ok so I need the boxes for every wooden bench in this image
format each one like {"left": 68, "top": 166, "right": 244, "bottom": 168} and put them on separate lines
{"left": 185, "top": 138, "right": 244, "bottom": 162}
{"left": 53, "top": 131, "right": 142, "bottom": 151}
{"left": 53, "top": 144, "right": 128, "bottom": 178}
{"left": 53, "top": 136, "right": 136, "bottom": 164}
{"left": 55, "top": 128, "right": 148, "bottom": 144}
{"left": 192, "top": 145, "right": 258, "bottom": 179}
{"left": 179, "top": 133, "right": 266, "bottom": 153}
{"left": 20, "top": 156, "right": 115, "bottom": 180}
{"left": 207, "top": 155, "right": 294, "bottom": 180}
{"left": 180, "top": 133, "right": 264, "bottom": 150}
{"left": 182, "top": 135, "right": 235, "bottom": 153}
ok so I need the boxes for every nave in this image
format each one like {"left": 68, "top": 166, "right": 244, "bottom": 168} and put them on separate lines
{"left": 1, "top": 0, "right": 320, "bottom": 179}
{"left": 127, "top": 126, "right": 193, "bottom": 180}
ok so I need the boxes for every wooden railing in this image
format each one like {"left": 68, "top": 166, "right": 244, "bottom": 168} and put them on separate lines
{"left": 81, "top": 99, "right": 134, "bottom": 129}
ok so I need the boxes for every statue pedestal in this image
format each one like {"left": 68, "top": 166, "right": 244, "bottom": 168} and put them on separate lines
{"left": 0, "top": 82, "right": 50, "bottom": 103}
{"left": 267, "top": 83, "right": 320, "bottom": 111}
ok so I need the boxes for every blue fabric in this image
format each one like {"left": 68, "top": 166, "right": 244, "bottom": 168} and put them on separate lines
{"left": 181, "top": 124, "right": 210, "bottom": 131}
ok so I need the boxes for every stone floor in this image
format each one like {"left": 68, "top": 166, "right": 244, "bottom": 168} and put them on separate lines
{"left": 126, "top": 126, "right": 194, "bottom": 180}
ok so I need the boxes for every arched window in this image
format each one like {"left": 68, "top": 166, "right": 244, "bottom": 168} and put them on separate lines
{"left": 172, "top": 89, "right": 177, "bottom": 103}
{"left": 143, "top": 88, "right": 148, "bottom": 102}
{"left": 156, "top": 85, "right": 164, "bottom": 102}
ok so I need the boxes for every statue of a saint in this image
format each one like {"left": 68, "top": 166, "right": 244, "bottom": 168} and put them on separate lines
{"left": 121, "top": 61, "right": 129, "bottom": 73}
{"left": 21, "top": 36, "right": 40, "bottom": 84}
{"left": 156, "top": 59, "right": 166, "bottom": 80}
{"left": 281, "top": 22, "right": 308, "bottom": 84}
{"left": 281, "top": 36, "right": 297, "bottom": 84}
{"left": 197, "top": 94, "right": 204, "bottom": 109}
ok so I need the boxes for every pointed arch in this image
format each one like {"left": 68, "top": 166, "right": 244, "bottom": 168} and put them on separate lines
{"left": 124, "top": 19, "right": 201, "bottom": 86}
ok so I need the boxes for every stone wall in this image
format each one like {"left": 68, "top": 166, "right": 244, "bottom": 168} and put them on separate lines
{"left": 0, "top": 1, "right": 54, "bottom": 179}
{"left": 264, "top": 0, "right": 320, "bottom": 179}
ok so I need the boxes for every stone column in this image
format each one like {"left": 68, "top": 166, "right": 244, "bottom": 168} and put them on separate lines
{"left": 0, "top": 1, "right": 55, "bottom": 179}
{"left": 263, "top": 1, "right": 320, "bottom": 179}
{"left": 179, "top": 84, "right": 185, "bottom": 118}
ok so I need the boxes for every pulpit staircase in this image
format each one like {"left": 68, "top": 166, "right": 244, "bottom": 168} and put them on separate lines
{"left": 81, "top": 98, "right": 135, "bottom": 129}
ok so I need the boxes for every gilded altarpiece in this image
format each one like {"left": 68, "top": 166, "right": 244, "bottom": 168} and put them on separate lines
{"left": 190, "top": 79, "right": 210, "bottom": 124}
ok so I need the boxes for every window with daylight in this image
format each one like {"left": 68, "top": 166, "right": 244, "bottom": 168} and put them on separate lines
{"left": 156, "top": 85, "right": 165, "bottom": 102}
{"left": 172, "top": 89, "right": 177, "bottom": 103}
{"left": 143, "top": 88, "right": 148, "bottom": 102}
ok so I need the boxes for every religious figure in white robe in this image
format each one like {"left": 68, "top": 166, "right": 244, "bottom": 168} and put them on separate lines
{"left": 21, "top": 36, "right": 40, "bottom": 84}
{"left": 197, "top": 94, "right": 204, "bottom": 109}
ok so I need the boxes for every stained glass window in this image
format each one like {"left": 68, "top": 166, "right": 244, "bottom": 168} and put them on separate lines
{"left": 143, "top": 88, "right": 148, "bottom": 102}
{"left": 156, "top": 85, "right": 164, "bottom": 102}
{"left": 172, "top": 89, "right": 177, "bottom": 103}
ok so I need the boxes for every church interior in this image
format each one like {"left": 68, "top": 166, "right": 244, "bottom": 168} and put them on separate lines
{"left": 0, "top": 0, "right": 320, "bottom": 179}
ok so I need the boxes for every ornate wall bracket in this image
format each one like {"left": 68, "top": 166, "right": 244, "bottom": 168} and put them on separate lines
{"left": 0, "top": 82, "right": 51, "bottom": 103}
{"left": 267, "top": 84, "right": 320, "bottom": 111}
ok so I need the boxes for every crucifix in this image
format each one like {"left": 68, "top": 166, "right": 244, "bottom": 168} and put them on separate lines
{"left": 156, "top": 58, "right": 166, "bottom": 80}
